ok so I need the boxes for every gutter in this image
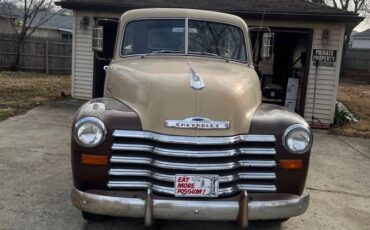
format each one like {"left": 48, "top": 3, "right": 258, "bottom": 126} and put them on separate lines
{"left": 55, "top": 2, "right": 363, "bottom": 23}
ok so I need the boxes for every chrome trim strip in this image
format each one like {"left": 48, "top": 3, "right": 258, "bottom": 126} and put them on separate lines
{"left": 107, "top": 181, "right": 276, "bottom": 195}
{"left": 112, "top": 143, "right": 276, "bottom": 157}
{"left": 109, "top": 169, "right": 276, "bottom": 182}
{"left": 112, "top": 130, "right": 276, "bottom": 145}
{"left": 110, "top": 156, "right": 276, "bottom": 170}
{"left": 72, "top": 187, "right": 309, "bottom": 221}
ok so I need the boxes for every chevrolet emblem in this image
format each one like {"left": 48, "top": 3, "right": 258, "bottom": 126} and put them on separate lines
{"left": 165, "top": 117, "right": 230, "bottom": 129}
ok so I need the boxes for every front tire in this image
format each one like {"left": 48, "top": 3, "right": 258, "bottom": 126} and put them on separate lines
{"left": 271, "top": 218, "right": 290, "bottom": 222}
{"left": 82, "top": 211, "right": 106, "bottom": 221}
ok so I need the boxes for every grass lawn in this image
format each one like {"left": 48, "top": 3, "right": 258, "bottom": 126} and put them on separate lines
{"left": 331, "top": 71, "right": 370, "bottom": 138}
{"left": 0, "top": 71, "right": 70, "bottom": 121}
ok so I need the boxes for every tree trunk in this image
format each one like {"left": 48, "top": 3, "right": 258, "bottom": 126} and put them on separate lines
{"left": 11, "top": 39, "right": 23, "bottom": 71}
{"left": 339, "top": 30, "right": 352, "bottom": 76}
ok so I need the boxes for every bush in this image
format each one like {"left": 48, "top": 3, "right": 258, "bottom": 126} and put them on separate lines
{"left": 334, "top": 101, "right": 359, "bottom": 127}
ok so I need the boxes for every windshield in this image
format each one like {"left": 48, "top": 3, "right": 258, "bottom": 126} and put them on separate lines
{"left": 122, "top": 19, "right": 185, "bottom": 56}
{"left": 121, "top": 19, "right": 248, "bottom": 62}
{"left": 188, "top": 20, "right": 247, "bottom": 61}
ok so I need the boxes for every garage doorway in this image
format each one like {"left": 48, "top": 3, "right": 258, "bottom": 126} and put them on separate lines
{"left": 92, "top": 18, "right": 119, "bottom": 98}
{"left": 251, "top": 28, "right": 313, "bottom": 116}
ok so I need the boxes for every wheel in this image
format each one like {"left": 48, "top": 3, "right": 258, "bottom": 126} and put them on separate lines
{"left": 257, "top": 218, "right": 290, "bottom": 224}
{"left": 144, "top": 224, "right": 160, "bottom": 230}
{"left": 270, "top": 218, "right": 290, "bottom": 223}
{"left": 81, "top": 211, "right": 106, "bottom": 221}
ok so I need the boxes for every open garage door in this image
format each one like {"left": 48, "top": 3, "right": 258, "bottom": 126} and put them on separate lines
{"left": 251, "top": 28, "right": 313, "bottom": 116}
{"left": 92, "top": 18, "right": 119, "bottom": 98}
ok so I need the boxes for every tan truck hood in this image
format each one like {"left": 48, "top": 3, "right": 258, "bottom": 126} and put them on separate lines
{"left": 105, "top": 56, "right": 261, "bottom": 136}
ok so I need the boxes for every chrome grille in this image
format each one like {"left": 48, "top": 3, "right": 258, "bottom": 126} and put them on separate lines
{"left": 108, "top": 130, "right": 277, "bottom": 197}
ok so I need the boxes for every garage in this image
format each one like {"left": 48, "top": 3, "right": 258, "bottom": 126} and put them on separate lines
{"left": 56, "top": 0, "right": 362, "bottom": 128}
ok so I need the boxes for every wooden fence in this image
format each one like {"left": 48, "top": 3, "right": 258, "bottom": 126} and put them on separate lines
{"left": 342, "top": 48, "right": 370, "bottom": 72}
{"left": 0, "top": 33, "right": 72, "bottom": 75}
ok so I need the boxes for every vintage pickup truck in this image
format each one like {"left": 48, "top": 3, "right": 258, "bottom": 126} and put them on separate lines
{"left": 71, "top": 8, "right": 312, "bottom": 228}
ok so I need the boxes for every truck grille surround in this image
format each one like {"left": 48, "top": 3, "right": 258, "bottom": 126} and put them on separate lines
{"left": 108, "top": 130, "right": 277, "bottom": 197}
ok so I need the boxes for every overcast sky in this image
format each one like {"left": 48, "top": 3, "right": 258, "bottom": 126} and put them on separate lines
{"left": 355, "top": 17, "right": 370, "bottom": 32}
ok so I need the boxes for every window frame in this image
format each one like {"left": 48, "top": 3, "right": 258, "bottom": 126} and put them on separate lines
{"left": 119, "top": 17, "right": 249, "bottom": 64}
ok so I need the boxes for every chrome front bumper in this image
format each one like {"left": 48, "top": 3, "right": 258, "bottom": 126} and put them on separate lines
{"left": 71, "top": 187, "right": 309, "bottom": 227}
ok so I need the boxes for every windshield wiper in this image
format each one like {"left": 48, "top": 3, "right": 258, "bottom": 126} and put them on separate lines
{"left": 189, "top": 51, "right": 229, "bottom": 60}
{"left": 149, "top": 50, "right": 184, "bottom": 54}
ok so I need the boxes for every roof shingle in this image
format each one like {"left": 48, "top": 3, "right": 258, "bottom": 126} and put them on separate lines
{"left": 352, "top": 29, "right": 370, "bottom": 38}
{"left": 55, "top": 0, "right": 362, "bottom": 22}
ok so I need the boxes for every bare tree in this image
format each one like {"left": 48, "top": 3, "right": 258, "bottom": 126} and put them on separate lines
{"left": 331, "top": 0, "right": 369, "bottom": 12}
{"left": 311, "top": 0, "right": 368, "bottom": 73}
{"left": 3, "top": 0, "right": 61, "bottom": 71}
{"left": 310, "top": 0, "right": 369, "bottom": 14}
{"left": 310, "top": 0, "right": 368, "bottom": 42}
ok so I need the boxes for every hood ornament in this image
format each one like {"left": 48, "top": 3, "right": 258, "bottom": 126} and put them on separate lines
{"left": 190, "top": 71, "right": 205, "bottom": 90}
{"left": 165, "top": 117, "right": 230, "bottom": 129}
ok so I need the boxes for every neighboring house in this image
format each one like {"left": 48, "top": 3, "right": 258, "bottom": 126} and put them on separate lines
{"left": 28, "top": 12, "right": 73, "bottom": 39}
{"left": 350, "top": 29, "right": 370, "bottom": 49}
{"left": 56, "top": 0, "right": 363, "bottom": 127}
{"left": 0, "top": 3, "right": 19, "bottom": 34}
{"left": 0, "top": 3, "right": 72, "bottom": 39}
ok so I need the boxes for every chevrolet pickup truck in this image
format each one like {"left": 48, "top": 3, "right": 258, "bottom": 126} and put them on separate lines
{"left": 71, "top": 8, "right": 312, "bottom": 228}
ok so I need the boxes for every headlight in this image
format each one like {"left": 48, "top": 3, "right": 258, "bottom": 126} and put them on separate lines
{"left": 282, "top": 124, "right": 312, "bottom": 154}
{"left": 74, "top": 117, "right": 107, "bottom": 147}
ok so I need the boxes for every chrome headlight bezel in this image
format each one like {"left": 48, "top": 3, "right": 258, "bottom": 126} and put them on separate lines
{"left": 74, "top": 117, "right": 107, "bottom": 147}
{"left": 282, "top": 124, "right": 313, "bottom": 154}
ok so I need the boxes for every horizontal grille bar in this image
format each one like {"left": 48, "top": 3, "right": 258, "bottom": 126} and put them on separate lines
{"left": 109, "top": 169, "right": 276, "bottom": 182}
{"left": 109, "top": 130, "right": 277, "bottom": 196}
{"left": 110, "top": 156, "right": 276, "bottom": 171}
{"left": 113, "top": 130, "right": 276, "bottom": 145}
{"left": 112, "top": 143, "right": 276, "bottom": 158}
{"left": 107, "top": 181, "right": 277, "bottom": 195}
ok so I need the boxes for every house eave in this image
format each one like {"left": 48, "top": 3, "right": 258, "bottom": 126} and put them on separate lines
{"left": 55, "top": 1, "right": 363, "bottom": 23}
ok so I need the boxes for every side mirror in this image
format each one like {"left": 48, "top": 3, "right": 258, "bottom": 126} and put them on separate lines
{"left": 92, "top": 26, "right": 103, "bottom": 52}
{"left": 261, "top": 32, "right": 274, "bottom": 59}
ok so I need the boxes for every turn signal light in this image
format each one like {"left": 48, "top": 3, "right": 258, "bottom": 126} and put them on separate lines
{"left": 279, "top": 159, "right": 303, "bottom": 170}
{"left": 81, "top": 154, "right": 108, "bottom": 165}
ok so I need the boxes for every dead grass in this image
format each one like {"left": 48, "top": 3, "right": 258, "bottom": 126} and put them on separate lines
{"left": 0, "top": 71, "right": 70, "bottom": 121}
{"left": 331, "top": 78, "right": 370, "bottom": 138}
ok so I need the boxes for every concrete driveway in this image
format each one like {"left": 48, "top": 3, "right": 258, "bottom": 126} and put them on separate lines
{"left": 0, "top": 100, "right": 369, "bottom": 230}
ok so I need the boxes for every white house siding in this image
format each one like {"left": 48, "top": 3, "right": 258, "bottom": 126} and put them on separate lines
{"left": 72, "top": 12, "right": 345, "bottom": 126}
{"left": 305, "top": 25, "right": 345, "bottom": 125}
{"left": 31, "top": 27, "right": 64, "bottom": 39}
{"left": 351, "top": 39, "right": 370, "bottom": 49}
{"left": 72, "top": 11, "right": 120, "bottom": 99}
{"left": 249, "top": 20, "right": 345, "bottom": 126}
{"left": 0, "top": 17, "right": 16, "bottom": 34}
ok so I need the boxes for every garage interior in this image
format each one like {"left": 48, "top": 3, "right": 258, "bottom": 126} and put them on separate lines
{"left": 93, "top": 20, "right": 313, "bottom": 117}
{"left": 92, "top": 18, "right": 118, "bottom": 98}
{"left": 251, "top": 28, "right": 313, "bottom": 116}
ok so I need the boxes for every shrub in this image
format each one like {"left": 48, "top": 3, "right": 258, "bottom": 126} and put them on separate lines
{"left": 334, "top": 101, "right": 359, "bottom": 127}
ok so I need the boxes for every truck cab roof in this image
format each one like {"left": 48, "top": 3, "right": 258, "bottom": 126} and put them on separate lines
{"left": 119, "top": 8, "right": 248, "bottom": 30}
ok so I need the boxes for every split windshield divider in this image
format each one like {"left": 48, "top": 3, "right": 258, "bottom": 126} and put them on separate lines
{"left": 185, "top": 17, "right": 189, "bottom": 55}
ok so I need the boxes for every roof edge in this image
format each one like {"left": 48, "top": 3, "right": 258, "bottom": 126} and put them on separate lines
{"left": 55, "top": 1, "right": 363, "bottom": 23}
